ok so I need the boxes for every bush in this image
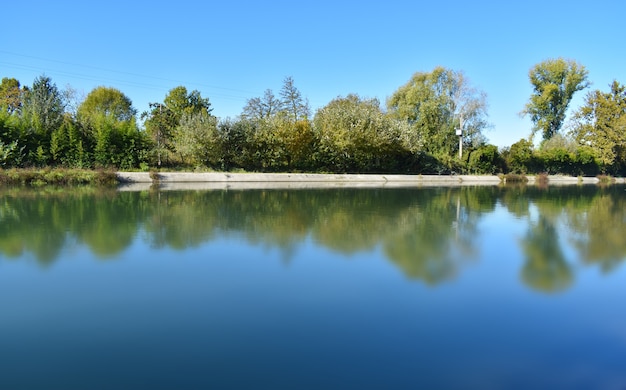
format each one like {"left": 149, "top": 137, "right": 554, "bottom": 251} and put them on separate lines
{"left": 468, "top": 144, "right": 502, "bottom": 174}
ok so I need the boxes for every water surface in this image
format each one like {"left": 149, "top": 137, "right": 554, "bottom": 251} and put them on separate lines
{"left": 1, "top": 185, "right": 625, "bottom": 389}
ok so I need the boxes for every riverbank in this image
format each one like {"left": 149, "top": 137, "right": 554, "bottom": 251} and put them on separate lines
{"left": 1, "top": 168, "right": 621, "bottom": 189}
{"left": 115, "top": 171, "right": 615, "bottom": 191}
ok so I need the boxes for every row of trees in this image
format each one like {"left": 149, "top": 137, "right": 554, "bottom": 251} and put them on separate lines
{"left": 2, "top": 59, "right": 626, "bottom": 175}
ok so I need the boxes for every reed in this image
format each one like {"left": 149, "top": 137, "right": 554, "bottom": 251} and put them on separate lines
{"left": 596, "top": 174, "right": 615, "bottom": 184}
{"left": 503, "top": 173, "right": 529, "bottom": 183}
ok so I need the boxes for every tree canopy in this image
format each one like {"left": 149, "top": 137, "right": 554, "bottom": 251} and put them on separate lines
{"left": 0, "top": 77, "right": 24, "bottom": 114}
{"left": 77, "top": 86, "right": 136, "bottom": 126}
{"left": 522, "top": 58, "right": 589, "bottom": 141}
{"left": 387, "top": 66, "right": 489, "bottom": 157}
{"left": 570, "top": 81, "right": 626, "bottom": 170}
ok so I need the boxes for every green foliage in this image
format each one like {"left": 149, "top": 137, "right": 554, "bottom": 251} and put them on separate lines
{"left": 74, "top": 86, "right": 148, "bottom": 170}
{"left": 313, "top": 94, "right": 408, "bottom": 172}
{"left": 0, "top": 139, "right": 20, "bottom": 167}
{"left": 569, "top": 81, "right": 626, "bottom": 173}
{"left": 77, "top": 86, "right": 136, "bottom": 127}
{"left": 0, "top": 77, "right": 24, "bottom": 114}
{"left": 143, "top": 86, "right": 213, "bottom": 167}
{"left": 504, "top": 139, "right": 536, "bottom": 173}
{"left": 522, "top": 58, "right": 589, "bottom": 141}
{"left": 20, "top": 75, "right": 66, "bottom": 164}
{"left": 216, "top": 118, "right": 257, "bottom": 170}
{"left": 387, "top": 66, "right": 489, "bottom": 157}
{"left": 164, "top": 86, "right": 212, "bottom": 121}
{"left": 50, "top": 115, "right": 90, "bottom": 168}
{"left": 0, "top": 168, "right": 118, "bottom": 185}
{"left": 468, "top": 144, "right": 502, "bottom": 174}
{"left": 172, "top": 112, "right": 220, "bottom": 167}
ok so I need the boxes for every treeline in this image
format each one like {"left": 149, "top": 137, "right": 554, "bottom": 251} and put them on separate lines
{"left": 1, "top": 59, "right": 625, "bottom": 175}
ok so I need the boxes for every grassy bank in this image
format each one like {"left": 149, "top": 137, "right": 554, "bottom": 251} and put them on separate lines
{"left": 0, "top": 168, "right": 119, "bottom": 186}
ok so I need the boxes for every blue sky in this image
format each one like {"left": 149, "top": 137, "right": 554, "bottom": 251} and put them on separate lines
{"left": 2, "top": 0, "right": 624, "bottom": 147}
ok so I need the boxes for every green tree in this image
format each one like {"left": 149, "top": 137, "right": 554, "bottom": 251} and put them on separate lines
{"left": 216, "top": 118, "right": 258, "bottom": 170}
{"left": 164, "top": 86, "right": 212, "bottom": 121}
{"left": 143, "top": 86, "right": 212, "bottom": 167}
{"left": 0, "top": 77, "right": 25, "bottom": 114}
{"left": 20, "top": 75, "right": 66, "bottom": 164}
{"left": 468, "top": 144, "right": 502, "bottom": 174}
{"left": 77, "top": 86, "right": 135, "bottom": 126}
{"left": 77, "top": 87, "right": 145, "bottom": 168}
{"left": 314, "top": 94, "right": 407, "bottom": 172}
{"left": 172, "top": 111, "right": 219, "bottom": 167}
{"left": 49, "top": 114, "right": 89, "bottom": 167}
{"left": 387, "top": 67, "right": 489, "bottom": 158}
{"left": 505, "top": 138, "right": 536, "bottom": 173}
{"left": 522, "top": 58, "right": 589, "bottom": 141}
{"left": 569, "top": 80, "right": 626, "bottom": 172}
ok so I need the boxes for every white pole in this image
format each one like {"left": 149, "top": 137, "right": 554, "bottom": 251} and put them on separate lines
{"left": 458, "top": 115, "right": 463, "bottom": 159}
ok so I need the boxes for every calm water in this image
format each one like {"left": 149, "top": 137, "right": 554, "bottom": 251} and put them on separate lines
{"left": 1, "top": 184, "right": 626, "bottom": 389}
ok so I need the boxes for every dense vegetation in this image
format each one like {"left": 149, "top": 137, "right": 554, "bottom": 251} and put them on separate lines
{"left": 1, "top": 58, "right": 625, "bottom": 175}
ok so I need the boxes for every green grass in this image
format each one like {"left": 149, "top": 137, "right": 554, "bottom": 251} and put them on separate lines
{"left": 0, "top": 168, "right": 119, "bottom": 186}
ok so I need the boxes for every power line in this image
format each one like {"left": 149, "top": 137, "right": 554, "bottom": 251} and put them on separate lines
{"left": 0, "top": 50, "right": 258, "bottom": 96}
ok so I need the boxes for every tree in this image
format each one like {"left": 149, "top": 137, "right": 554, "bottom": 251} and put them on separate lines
{"left": 21, "top": 75, "right": 65, "bottom": 137}
{"left": 216, "top": 118, "right": 257, "bottom": 170}
{"left": 279, "top": 76, "right": 310, "bottom": 122}
{"left": 172, "top": 111, "right": 219, "bottom": 167}
{"left": 522, "top": 58, "right": 589, "bottom": 141}
{"left": 314, "top": 94, "right": 407, "bottom": 172}
{"left": 241, "top": 89, "right": 281, "bottom": 121}
{"left": 77, "top": 87, "right": 145, "bottom": 168}
{"left": 77, "top": 86, "right": 136, "bottom": 127}
{"left": 569, "top": 80, "right": 626, "bottom": 172}
{"left": 505, "top": 138, "right": 535, "bottom": 174}
{"left": 143, "top": 86, "right": 212, "bottom": 166}
{"left": 387, "top": 67, "right": 489, "bottom": 158}
{"left": 49, "top": 114, "right": 89, "bottom": 168}
{"left": 20, "top": 75, "right": 66, "bottom": 164}
{"left": 468, "top": 144, "right": 502, "bottom": 174}
{"left": 0, "top": 77, "right": 25, "bottom": 114}
{"left": 163, "top": 86, "right": 212, "bottom": 122}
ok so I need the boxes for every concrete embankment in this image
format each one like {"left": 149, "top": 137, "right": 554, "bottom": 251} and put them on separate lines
{"left": 115, "top": 172, "right": 620, "bottom": 191}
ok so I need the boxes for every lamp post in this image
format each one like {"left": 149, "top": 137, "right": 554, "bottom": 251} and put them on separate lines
{"left": 456, "top": 114, "right": 464, "bottom": 159}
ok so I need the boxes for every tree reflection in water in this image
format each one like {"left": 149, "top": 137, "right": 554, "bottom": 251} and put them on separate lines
{"left": 1, "top": 184, "right": 625, "bottom": 291}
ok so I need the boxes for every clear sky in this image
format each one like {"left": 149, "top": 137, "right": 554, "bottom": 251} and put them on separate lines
{"left": 2, "top": 0, "right": 625, "bottom": 147}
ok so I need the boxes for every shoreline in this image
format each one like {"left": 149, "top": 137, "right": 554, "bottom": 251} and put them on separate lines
{"left": 115, "top": 172, "right": 613, "bottom": 191}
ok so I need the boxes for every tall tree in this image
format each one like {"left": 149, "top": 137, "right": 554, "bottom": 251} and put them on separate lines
{"left": 279, "top": 76, "right": 310, "bottom": 122}
{"left": 163, "top": 86, "right": 212, "bottom": 122}
{"left": 19, "top": 75, "right": 66, "bottom": 164}
{"left": 143, "top": 86, "right": 212, "bottom": 167}
{"left": 22, "top": 75, "right": 65, "bottom": 137}
{"left": 77, "top": 86, "right": 144, "bottom": 168}
{"left": 569, "top": 80, "right": 626, "bottom": 171}
{"left": 387, "top": 67, "right": 489, "bottom": 157}
{"left": 522, "top": 58, "right": 589, "bottom": 141}
{"left": 241, "top": 89, "right": 281, "bottom": 121}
